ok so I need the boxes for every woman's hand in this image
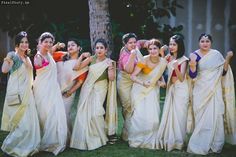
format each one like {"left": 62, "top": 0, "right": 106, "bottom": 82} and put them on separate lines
{"left": 143, "top": 80, "right": 151, "bottom": 88}
{"left": 57, "top": 42, "right": 65, "bottom": 49}
{"left": 226, "top": 51, "right": 233, "bottom": 61}
{"left": 143, "top": 41, "right": 149, "bottom": 49}
{"left": 160, "top": 45, "right": 168, "bottom": 57}
{"left": 26, "top": 49, "right": 31, "bottom": 56}
{"left": 189, "top": 53, "right": 197, "bottom": 67}
{"left": 107, "top": 59, "right": 115, "bottom": 81}
{"left": 158, "top": 80, "right": 166, "bottom": 88}
{"left": 173, "top": 60, "right": 179, "bottom": 70}
{"left": 2, "top": 52, "right": 15, "bottom": 73}
{"left": 161, "top": 45, "right": 168, "bottom": 52}
{"left": 81, "top": 52, "right": 91, "bottom": 58}
{"left": 130, "top": 49, "right": 137, "bottom": 57}
{"left": 78, "top": 52, "right": 91, "bottom": 61}
{"left": 62, "top": 91, "right": 72, "bottom": 98}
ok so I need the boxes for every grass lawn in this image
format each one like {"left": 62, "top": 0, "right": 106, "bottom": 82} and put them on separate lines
{"left": 0, "top": 87, "right": 236, "bottom": 157}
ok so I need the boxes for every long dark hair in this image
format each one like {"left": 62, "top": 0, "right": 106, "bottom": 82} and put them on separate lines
{"left": 170, "top": 35, "right": 185, "bottom": 59}
{"left": 15, "top": 31, "right": 28, "bottom": 47}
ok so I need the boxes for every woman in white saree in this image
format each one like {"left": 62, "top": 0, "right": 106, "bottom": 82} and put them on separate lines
{"left": 70, "top": 38, "right": 117, "bottom": 150}
{"left": 156, "top": 35, "right": 189, "bottom": 151}
{"left": 33, "top": 32, "right": 67, "bottom": 155}
{"left": 128, "top": 39, "right": 167, "bottom": 149}
{"left": 1, "top": 31, "right": 40, "bottom": 157}
{"left": 187, "top": 33, "right": 235, "bottom": 155}
{"left": 53, "top": 38, "right": 89, "bottom": 142}
{"left": 117, "top": 33, "right": 145, "bottom": 141}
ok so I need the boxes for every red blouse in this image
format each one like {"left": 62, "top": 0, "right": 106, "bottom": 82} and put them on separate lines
{"left": 167, "top": 56, "right": 181, "bottom": 77}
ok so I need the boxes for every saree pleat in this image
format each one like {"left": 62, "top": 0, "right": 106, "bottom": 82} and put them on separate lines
{"left": 70, "top": 58, "right": 117, "bottom": 150}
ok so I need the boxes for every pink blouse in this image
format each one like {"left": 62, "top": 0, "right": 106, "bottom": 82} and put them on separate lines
{"left": 118, "top": 40, "right": 145, "bottom": 71}
{"left": 118, "top": 48, "right": 138, "bottom": 71}
{"left": 34, "top": 54, "right": 49, "bottom": 70}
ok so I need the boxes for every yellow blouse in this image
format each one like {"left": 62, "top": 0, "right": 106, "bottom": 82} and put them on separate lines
{"left": 137, "top": 62, "right": 153, "bottom": 74}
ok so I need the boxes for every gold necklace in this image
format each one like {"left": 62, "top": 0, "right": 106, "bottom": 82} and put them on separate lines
{"left": 199, "top": 49, "right": 208, "bottom": 57}
{"left": 150, "top": 57, "right": 159, "bottom": 64}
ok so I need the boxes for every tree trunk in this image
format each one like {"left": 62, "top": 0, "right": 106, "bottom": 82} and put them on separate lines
{"left": 88, "top": 0, "right": 113, "bottom": 56}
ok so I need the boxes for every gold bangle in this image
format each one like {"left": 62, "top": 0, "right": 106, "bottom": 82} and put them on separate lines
{"left": 67, "top": 91, "right": 72, "bottom": 96}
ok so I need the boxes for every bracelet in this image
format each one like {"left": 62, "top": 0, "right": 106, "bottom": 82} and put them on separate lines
{"left": 4, "top": 57, "right": 12, "bottom": 63}
{"left": 67, "top": 91, "right": 72, "bottom": 96}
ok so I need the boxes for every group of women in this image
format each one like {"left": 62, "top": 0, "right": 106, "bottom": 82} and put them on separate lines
{"left": 117, "top": 33, "right": 235, "bottom": 155}
{"left": 1, "top": 31, "right": 117, "bottom": 156}
{"left": 0, "top": 31, "right": 235, "bottom": 157}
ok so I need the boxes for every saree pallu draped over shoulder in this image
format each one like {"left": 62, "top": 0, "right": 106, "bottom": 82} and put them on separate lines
{"left": 156, "top": 56, "right": 189, "bottom": 151}
{"left": 117, "top": 48, "right": 143, "bottom": 141}
{"left": 128, "top": 58, "right": 167, "bottom": 149}
{"left": 187, "top": 49, "right": 230, "bottom": 155}
{"left": 70, "top": 58, "right": 117, "bottom": 150}
{"left": 56, "top": 60, "right": 89, "bottom": 140}
{"left": 1, "top": 63, "right": 41, "bottom": 157}
{"left": 33, "top": 53, "right": 67, "bottom": 155}
{"left": 222, "top": 66, "right": 236, "bottom": 144}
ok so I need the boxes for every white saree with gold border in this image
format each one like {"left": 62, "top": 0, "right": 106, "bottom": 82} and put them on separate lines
{"left": 117, "top": 48, "right": 143, "bottom": 141}
{"left": 33, "top": 53, "right": 67, "bottom": 155}
{"left": 222, "top": 66, "right": 236, "bottom": 144}
{"left": 156, "top": 56, "right": 189, "bottom": 151}
{"left": 1, "top": 61, "right": 41, "bottom": 157}
{"left": 70, "top": 58, "right": 117, "bottom": 150}
{"left": 187, "top": 49, "right": 226, "bottom": 155}
{"left": 56, "top": 60, "right": 88, "bottom": 140}
{"left": 128, "top": 57, "right": 167, "bottom": 149}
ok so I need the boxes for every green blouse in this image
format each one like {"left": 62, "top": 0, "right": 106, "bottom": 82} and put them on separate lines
{"left": 8, "top": 52, "right": 23, "bottom": 74}
{"left": 90, "top": 56, "right": 108, "bottom": 81}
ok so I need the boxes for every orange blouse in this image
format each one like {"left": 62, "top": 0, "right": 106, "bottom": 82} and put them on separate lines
{"left": 53, "top": 51, "right": 65, "bottom": 62}
{"left": 137, "top": 62, "right": 153, "bottom": 74}
{"left": 53, "top": 51, "right": 88, "bottom": 82}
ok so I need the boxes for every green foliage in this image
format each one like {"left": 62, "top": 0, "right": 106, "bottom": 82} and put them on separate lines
{"left": 0, "top": 0, "right": 90, "bottom": 54}
{"left": 109, "top": 0, "right": 184, "bottom": 60}
{"left": 0, "top": 0, "right": 183, "bottom": 58}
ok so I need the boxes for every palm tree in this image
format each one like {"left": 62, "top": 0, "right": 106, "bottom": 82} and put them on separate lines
{"left": 88, "top": 0, "right": 114, "bottom": 56}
